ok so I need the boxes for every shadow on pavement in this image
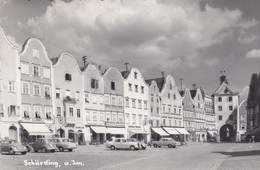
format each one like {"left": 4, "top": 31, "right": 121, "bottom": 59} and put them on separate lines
{"left": 213, "top": 150, "right": 260, "bottom": 157}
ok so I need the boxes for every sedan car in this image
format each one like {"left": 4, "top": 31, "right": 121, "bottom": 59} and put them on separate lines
{"left": 128, "top": 138, "right": 147, "bottom": 150}
{"left": 27, "top": 138, "right": 56, "bottom": 153}
{"left": 0, "top": 139, "right": 27, "bottom": 155}
{"left": 52, "top": 138, "right": 77, "bottom": 152}
{"left": 152, "top": 137, "right": 177, "bottom": 148}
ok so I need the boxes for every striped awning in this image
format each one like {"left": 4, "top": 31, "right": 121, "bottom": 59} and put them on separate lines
{"left": 107, "top": 127, "right": 126, "bottom": 135}
{"left": 175, "top": 128, "right": 190, "bottom": 135}
{"left": 152, "top": 128, "right": 169, "bottom": 136}
{"left": 163, "top": 127, "right": 180, "bottom": 135}
{"left": 90, "top": 126, "right": 110, "bottom": 134}
{"left": 20, "top": 123, "right": 52, "bottom": 136}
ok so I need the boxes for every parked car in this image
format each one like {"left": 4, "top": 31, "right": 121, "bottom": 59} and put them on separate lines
{"left": 52, "top": 138, "right": 77, "bottom": 152}
{"left": 152, "top": 138, "right": 177, "bottom": 148}
{"left": 0, "top": 139, "right": 27, "bottom": 155}
{"left": 106, "top": 138, "right": 140, "bottom": 150}
{"left": 128, "top": 138, "right": 147, "bottom": 150}
{"left": 26, "top": 138, "right": 56, "bottom": 153}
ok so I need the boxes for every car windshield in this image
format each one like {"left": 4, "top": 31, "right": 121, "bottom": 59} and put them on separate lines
{"left": 52, "top": 139, "right": 59, "bottom": 142}
{"left": 62, "top": 139, "right": 70, "bottom": 142}
{"left": 8, "top": 140, "right": 18, "bottom": 144}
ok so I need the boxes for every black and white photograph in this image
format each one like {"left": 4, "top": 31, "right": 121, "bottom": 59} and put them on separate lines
{"left": 0, "top": 0, "right": 260, "bottom": 169}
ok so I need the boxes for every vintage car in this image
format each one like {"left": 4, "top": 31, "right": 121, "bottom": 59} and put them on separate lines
{"left": 128, "top": 138, "right": 147, "bottom": 150}
{"left": 152, "top": 138, "right": 177, "bottom": 148}
{"left": 26, "top": 138, "right": 56, "bottom": 153}
{"left": 106, "top": 138, "right": 140, "bottom": 150}
{"left": 52, "top": 138, "right": 77, "bottom": 152}
{"left": 0, "top": 139, "right": 27, "bottom": 155}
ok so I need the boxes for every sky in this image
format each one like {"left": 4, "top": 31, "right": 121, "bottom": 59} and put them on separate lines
{"left": 0, "top": 0, "right": 259, "bottom": 100}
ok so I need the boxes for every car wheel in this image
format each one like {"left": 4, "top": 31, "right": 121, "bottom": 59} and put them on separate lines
{"left": 142, "top": 146, "right": 146, "bottom": 150}
{"left": 21, "top": 152, "right": 27, "bottom": 155}
{"left": 168, "top": 144, "right": 172, "bottom": 148}
{"left": 173, "top": 146, "right": 176, "bottom": 148}
{"left": 110, "top": 146, "right": 115, "bottom": 150}
{"left": 26, "top": 146, "right": 31, "bottom": 152}
{"left": 59, "top": 147, "right": 64, "bottom": 152}
{"left": 68, "top": 149, "right": 73, "bottom": 152}
{"left": 42, "top": 147, "right": 47, "bottom": 153}
{"left": 130, "top": 146, "right": 135, "bottom": 151}
{"left": 9, "top": 149, "right": 15, "bottom": 155}
{"left": 34, "top": 150, "right": 38, "bottom": 152}
{"left": 153, "top": 144, "right": 157, "bottom": 148}
{"left": 51, "top": 150, "right": 55, "bottom": 153}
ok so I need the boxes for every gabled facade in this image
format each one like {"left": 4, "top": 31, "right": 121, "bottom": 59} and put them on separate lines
{"left": 82, "top": 63, "right": 105, "bottom": 144}
{"left": 122, "top": 68, "right": 150, "bottom": 141}
{"left": 52, "top": 52, "right": 84, "bottom": 144}
{"left": 160, "top": 75, "right": 183, "bottom": 127}
{"left": 19, "top": 38, "right": 55, "bottom": 142}
{"left": 103, "top": 67, "right": 126, "bottom": 139}
{"left": 181, "top": 88, "right": 195, "bottom": 141}
{"left": 190, "top": 87, "right": 206, "bottom": 142}
{"left": 212, "top": 75, "right": 239, "bottom": 142}
{"left": 0, "top": 26, "right": 21, "bottom": 141}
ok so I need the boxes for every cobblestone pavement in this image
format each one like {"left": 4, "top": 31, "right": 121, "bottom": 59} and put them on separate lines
{"left": 1, "top": 142, "right": 260, "bottom": 170}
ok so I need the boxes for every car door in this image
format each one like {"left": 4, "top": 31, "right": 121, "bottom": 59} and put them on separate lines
{"left": 35, "top": 139, "right": 42, "bottom": 150}
{"left": 120, "top": 139, "right": 128, "bottom": 149}
{"left": 114, "top": 139, "right": 121, "bottom": 148}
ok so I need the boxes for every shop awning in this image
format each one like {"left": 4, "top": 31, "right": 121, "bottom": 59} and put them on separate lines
{"left": 129, "top": 129, "right": 148, "bottom": 134}
{"left": 207, "top": 130, "right": 217, "bottom": 136}
{"left": 107, "top": 127, "right": 126, "bottom": 135}
{"left": 90, "top": 126, "right": 110, "bottom": 134}
{"left": 163, "top": 127, "right": 180, "bottom": 135}
{"left": 175, "top": 128, "right": 190, "bottom": 135}
{"left": 20, "top": 123, "right": 52, "bottom": 136}
{"left": 152, "top": 128, "right": 169, "bottom": 136}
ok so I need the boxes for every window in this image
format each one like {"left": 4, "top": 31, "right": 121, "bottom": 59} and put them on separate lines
{"left": 91, "top": 79, "right": 99, "bottom": 89}
{"left": 43, "top": 67, "right": 51, "bottom": 78}
{"left": 118, "top": 97, "right": 123, "bottom": 106}
{"left": 128, "top": 83, "right": 132, "bottom": 91}
{"left": 168, "top": 107, "right": 171, "bottom": 113}
{"left": 151, "top": 96, "right": 154, "bottom": 102}
{"left": 132, "top": 114, "right": 136, "bottom": 124}
{"left": 56, "top": 89, "right": 60, "bottom": 98}
{"left": 21, "top": 62, "right": 29, "bottom": 74}
{"left": 44, "top": 85, "right": 51, "bottom": 99}
{"left": 138, "top": 100, "right": 142, "bottom": 109}
{"left": 34, "top": 106, "right": 41, "bottom": 118}
{"left": 151, "top": 107, "right": 153, "bottom": 113}
{"left": 21, "top": 81, "right": 30, "bottom": 94}
{"left": 85, "top": 93, "right": 90, "bottom": 103}
{"left": 170, "top": 82, "right": 173, "bottom": 90}
{"left": 141, "top": 86, "right": 144, "bottom": 93}
{"left": 92, "top": 94, "right": 97, "bottom": 104}
{"left": 76, "top": 91, "right": 80, "bottom": 101}
{"left": 218, "top": 97, "right": 222, "bottom": 102}
{"left": 135, "top": 85, "right": 138, "bottom": 92}
{"left": 111, "top": 96, "right": 116, "bottom": 105}
{"left": 57, "top": 107, "right": 61, "bottom": 116}
{"left": 77, "top": 109, "right": 80, "bottom": 118}
{"left": 112, "top": 113, "right": 117, "bottom": 122}
{"left": 229, "top": 106, "right": 233, "bottom": 111}
{"left": 168, "top": 93, "right": 170, "bottom": 99}
{"left": 118, "top": 113, "right": 123, "bottom": 123}
{"left": 93, "top": 112, "right": 97, "bottom": 121}
{"left": 0, "top": 104, "right": 3, "bottom": 117}
{"left": 132, "top": 99, "right": 136, "bottom": 108}
{"left": 105, "top": 96, "right": 110, "bottom": 105}
{"left": 33, "top": 83, "right": 40, "bottom": 96}
{"left": 45, "top": 107, "right": 52, "bottom": 119}
{"left": 125, "top": 98, "right": 129, "bottom": 107}
{"left": 126, "top": 114, "right": 130, "bottom": 124}
{"left": 218, "top": 106, "right": 222, "bottom": 111}
{"left": 134, "top": 72, "right": 137, "bottom": 79}
{"left": 86, "top": 111, "right": 90, "bottom": 121}
{"left": 22, "top": 105, "right": 30, "bottom": 118}
{"left": 228, "top": 97, "right": 232, "bottom": 102}
{"left": 241, "top": 123, "right": 245, "bottom": 130}
{"left": 65, "top": 73, "right": 72, "bottom": 81}
{"left": 66, "top": 90, "right": 70, "bottom": 98}
{"left": 157, "top": 107, "right": 159, "bottom": 114}
{"left": 173, "top": 94, "right": 176, "bottom": 100}
{"left": 33, "top": 49, "right": 39, "bottom": 58}
{"left": 111, "top": 81, "right": 115, "bottom": 90}
{"left": 138, "top": 115, "right": 142, "bottom": 125}
{"left": 100, "top": 112, "right": 104, "bottom": 122}
{"left": 8, "top": 81, "right": 15, "bottom": 92}
{"left": 219, "top": 115, "right": 222, "bottom": 121}
{"left": 33, "top": 65, "right": 40, "bottom": 77}
{"left": 144, "top": 101, "right": 148, "bottom": 109}
{"left": 69, "top": 107, "right": 73, "bottom": 117}
{"left": 99, "top": 95, "right": 103, "bottom": 104}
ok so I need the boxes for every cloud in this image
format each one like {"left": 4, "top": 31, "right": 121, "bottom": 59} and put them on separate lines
{"left": 238, "top": 30, "right": 258, "bottom": 44}
{"left": 238, "top": 19, "right": 259, "bottom": 29}
{"left": 245, "top": 49, "right": 260, "bottom": 59}
{"left": 23, "top": 0, "right": 245, "bottom": 70}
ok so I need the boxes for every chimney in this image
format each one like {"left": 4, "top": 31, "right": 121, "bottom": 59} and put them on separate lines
{"left": 161, "top": 71, "right": 165, "bottom": 78}
{"left": 192, "top": 83, "right": 197, "bottom": 90}
{"left": 82, "top": 56, "right": 87, "bottom": 67}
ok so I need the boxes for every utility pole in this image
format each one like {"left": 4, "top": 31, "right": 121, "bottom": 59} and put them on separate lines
{"left": 179, "top": 78, "right": 183, "bottom": 91}
{"left": 124, "top": 62, "right": 129, "bottom": 71}
{"left": 82, "top": 56, "right": 87, "bottom": 67}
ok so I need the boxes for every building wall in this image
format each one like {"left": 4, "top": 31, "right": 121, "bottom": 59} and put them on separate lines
{"left": 182, "top": 88, "right": 195, "bottom": 131}
{"left": 204, "top": 94, "right": 216, "bottom": 130}
{"left": 161, "top": 75, "right": 183, "bottom": 127}
{"left": 0, "top": 27, "right": 20, "bottom": 141}
{"left": 53, "top": 52, "right": 84, "bottom": 139}
{"left": 103, "top": 67, "right": 125, "bottom": 128}
{"left": 148, "top": 81, "right": 161, "bottom": 127}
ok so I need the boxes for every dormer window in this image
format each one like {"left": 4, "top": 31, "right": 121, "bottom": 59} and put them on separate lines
{"left": 111, "top": 81, "right": 115, "bottom": 90}
{"left": 91, "top": 79, "right": 99, "bottom": 89}
{"left": 134, "top": 72, "right": 137, "bottom": 79}
{"left": 65, "top": 73, "right": 72, "bottom": 81}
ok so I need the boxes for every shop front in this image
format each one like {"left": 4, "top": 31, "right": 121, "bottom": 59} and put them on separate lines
{"left": 106, "top": 127, "right": 126, "bottom": 141}
{"left": 175, "top": 128, "right": 190, "bottom": 142}
{"left": 128, "top": 128, "right": 148, "bottom": 142}
{"left": 20, "top": 122, "right": 53, "bottom": 144}
{"left": 90, "top": 126, "right": 110, "bottom": 144}
{"left": 151, "top": 127, "right": 170, "bottom": 141}
{"left": 207, "top": 130, "right": 217, "bottom": 142}
{"left": 162, "top": 127, "right": 181, "bottom": 141}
